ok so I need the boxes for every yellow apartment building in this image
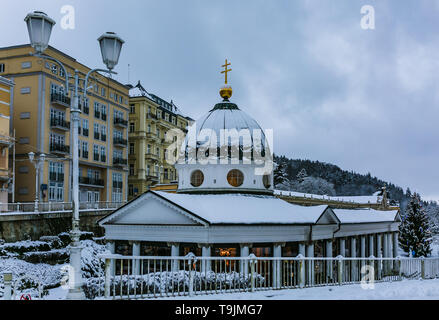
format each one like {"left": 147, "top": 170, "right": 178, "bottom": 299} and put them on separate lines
{"left": 127, "top": 81, "right": 193, "bottom": 199}
{"left": 0, "top": 76, "right": 14, "bottom": 207}
{"left": 0, "top": 44, "right": 129, "bottom": 204}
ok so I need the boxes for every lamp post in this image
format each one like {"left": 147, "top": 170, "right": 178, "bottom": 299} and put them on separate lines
{"left": 25, "top": 11, "right": 124, "bottom": 299}
{"left": 28, "top": 151, "right": 46, "bottom": 212}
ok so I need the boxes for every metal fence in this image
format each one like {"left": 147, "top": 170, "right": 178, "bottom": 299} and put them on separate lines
{"left": 0, "top": 201, "right": 126, "bottom": 214}
{"left": 91, "top": 255, "right": 439, "bottom": 300}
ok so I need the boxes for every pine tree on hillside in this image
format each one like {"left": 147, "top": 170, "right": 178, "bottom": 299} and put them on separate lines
{"left": 296, "top": 168, "right": 308, "bottom": 183}
{"left": 399, "top": 193, "right": 433, "bottom": 257}
{"left": 274, "top": 161, "right": 289, "bottom": 187}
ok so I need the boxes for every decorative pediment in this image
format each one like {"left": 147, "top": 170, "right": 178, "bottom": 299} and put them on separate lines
{"left": 316, "top": 207, "right": 340, "bottom": 225}
{"left": 99, "top": 192, "right": 208, "bottom": 226}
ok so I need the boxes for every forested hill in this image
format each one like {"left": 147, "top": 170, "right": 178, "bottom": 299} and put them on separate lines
{"left": 274, "top": 155, "right": 409, "bottom": 206}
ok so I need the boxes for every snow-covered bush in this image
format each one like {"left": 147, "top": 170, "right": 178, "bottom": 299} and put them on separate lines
{"left": 1, "top": 241, "right": 51, "bottom": 255}
{"left": 81, "top": 240, "right": 110, "bottom": 279}
{"left": 39, "top": 236, "right": 64, "bottom": 249}
{"left": 83, "top": 271, "right": 265, "bottom": 300}
{"left": 58, "top": 232, "right": 71, "bottom": 246}
{"left": 23, "top": 249, "right": 69, "bottom": 265}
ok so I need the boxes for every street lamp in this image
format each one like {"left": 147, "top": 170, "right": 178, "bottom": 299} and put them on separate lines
{"left": 25, "top": 11, "right": 124, "bottom": 300}
{"left": 28, "top": 152, "right": 46, "bottom": 211}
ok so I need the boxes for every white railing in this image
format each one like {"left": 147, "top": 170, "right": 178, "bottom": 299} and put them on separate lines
{"left": 86, "top": 255, "right": 439, "bottom": 300}
{"left": 0, "top": 201, "right": 126, "bottom": 214}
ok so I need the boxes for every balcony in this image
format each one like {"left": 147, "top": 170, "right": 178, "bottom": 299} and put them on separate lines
{"left": 113, "top": 157, "right": 127, "bottom": 167}
{"left": 146, "top": 133, "right": 159, "bottom": 141}
{"left": 50, "top": 142, "right": 70, "bottom": 155}
{"left": 51, "top": 92, "right": 71, "bottom": 108}
{"left": 146, "top": 173, "right": 159, "bottom": 182}
{"left": 49, "top": 171, "right": 64, "bottom": 182}
{"left": 145, "top": 153, "right": 158, "bottom": 162}
{"left": 113, "top": 137, "right": 127, "bottom": 148}
{"left": 79, "top": 176, "right": 104, "bottom": 187}
{"left": 0, "top": 169, "right": 10, "bottom": 182}
{"left": 50, "top": 117, "right": 70, "bottom": 131}
{"left": 147, "top": 112, "right": 157, "bottom": 121}
{"left": 114, "top": 117, "right": 128, "bottom": 128}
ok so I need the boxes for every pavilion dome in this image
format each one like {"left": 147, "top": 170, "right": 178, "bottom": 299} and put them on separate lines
{"left": 175, "top": 86, "right": 274, "bottom": 195}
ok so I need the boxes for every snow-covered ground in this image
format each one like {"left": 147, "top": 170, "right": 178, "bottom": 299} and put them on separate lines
{"left": 156, "top": 279, "right": 439, "bottom": 300}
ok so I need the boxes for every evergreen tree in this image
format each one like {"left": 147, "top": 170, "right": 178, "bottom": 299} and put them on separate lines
{"left": 296, "top": 168, "right": 308, "bottom": 183}
{"left": 399, "top": 193, "right": 433, "bottom": 257}
{"left": 273, "top": 161, "right": 288, "bottom": 186}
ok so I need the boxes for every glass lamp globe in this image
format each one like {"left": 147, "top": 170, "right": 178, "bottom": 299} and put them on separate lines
{"left": 24, "top": 11, "right": 56, "bottom": 54}
{"left": 97, "top": 32, "right": 125, "bottom": 71}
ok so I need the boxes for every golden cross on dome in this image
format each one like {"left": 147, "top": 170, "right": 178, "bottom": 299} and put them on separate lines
{"left": 221, "top": 59, "right": 232, "bottom": 85}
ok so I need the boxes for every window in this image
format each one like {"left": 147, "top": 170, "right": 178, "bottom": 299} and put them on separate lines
{"left": 190, "top": 170, "right": 204, "bottom": 187}
{"left": 21, "top": 87, "right": 31, "bottom": 94}
{"left": 100, "top": 146, "right": 106, "bottom": 162}
{"left": 156, "top": 147, "right": 159, "bottom": 156}
{"left": 21, "top": 62, "right": 31, "bottom": 69}
{"left": 147, "top": 124, "right": 151, "bottom": 133}
{"left": 93, "top": 145, "right": 99, "bottom": 161}
{"left": 128, "top": 185, "right": 134, "bottom": 196}
{"left": 129, "top": 143, "right": 135, "bottom": 155}
{"left": 81, "top": 141, "right": 89, "bottom": 159}
{"left": 129, "top": 122, "right": 135, "bottom": 133}
{"left": 112, "top": 173, "right": 123, "bottom": 202}
{"left": 101, "top": 87, "right": 106, "bottom": 97}
{"left": 263, "top": 174, "right": 271, "bottom": 189}
{"left": 82, "top": 119, "right": 89, "bottom": 136}
{"left": 101, "top": 104, "right": 107, "bottom": 121}
{"left": 94, "top": 102, "right": 100, "bottom": 118}
{"left": 147, "top": 144, "right": 151, "bottom": 154}
{"left": 129, "top": 164, "right": 135, "bottom": 176}
{"left": 156, "top": 128, "right": 160, "bottom": 137}
{"left": 19, "top": 166, "right": 29, "bottom": 173}
{"left": 59, "top": 68, "right": 65, "bottom": 78}
{"left": 0, "top": 63, "right": 4, "bottom": 73}
{"left": 130, "top": 104, "right": 135, "bottom": 114}
{"left": 94, "top": 84, "right": 99, "bottom": 93}
{"left": 20, "top": 112, "right": 30, "bottom": 119}
{"left": 94, "top": 123, "right": 100, "bottom": 140}
{"left": 101, "top": 125, "right": 107, "bottom": 142}
{"left": 227, "top": 169, "right": 244, "bottom": 187}
{"left": 51, "top": 64, "right": 58, "bottom": 75}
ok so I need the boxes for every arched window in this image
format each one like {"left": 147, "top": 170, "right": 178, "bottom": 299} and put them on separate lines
{"left": 263, "top": 174, "right": 271, "bottom": 189}
{"left": 190, "top": 170, "right": 204, "bottom": 187}
{"left": 227, "top": 169, "right": 244, "bottom": 187}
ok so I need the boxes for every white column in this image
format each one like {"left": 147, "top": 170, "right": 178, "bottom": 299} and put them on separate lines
{"left": 240, "top": 244, "right": 251, "bottom": 276}
{"left": 132, "top": 242, "right": 140, "bottom": 275}
{"left": 326, "top": 240, "right": 333, "bottom": 281}
{"left": 387, "top": 233, "right": 394, "bottom": 270}
{"left": 360, "top": 236, "right": 366, "bottom": 257}
{"left": 368, "top": 235, "right": 374, "bottom": 257}
{"left": 376, "top": 233, "right": 382, "bottom": 278}
{"left": 273, "top": 244, "right": 282, "bottom": 288}
{"left": 106, "top": 241, "right": 115, "bottom": 276}
{"left": 350, "top": 237, "right": 358, "bottom": 281}
{"left": 393, "top": 232, "right": 399, "bottom": 258}
{"left": 298, "top": 242, "right": 306, "bottom": 256}
{"left": 201, "top": 245, "right": 211, "bottom": 273}
{"left": 339, "top": 238, "right": 346, "bottom": 257}
{"left": 383, "top": 232, "right": 389, "bottom": 274}
{"left": 170, "top": 243, "right": 180, "bottom": 272}
{"left": 306, "top": 242, "right": 314, "bottom": 285}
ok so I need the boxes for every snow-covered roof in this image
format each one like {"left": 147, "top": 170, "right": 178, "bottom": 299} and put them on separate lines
{"left": 274, "top": 190, "right": 380, "bottom": 204}
{"left": 144, "top": 191, "right": 329, "bottom": 225}
{"left": 129, "top": 85, "right": 155, "bottom": 101}
{"left": 332, "top": 208, "right": 399, "bottom": 223}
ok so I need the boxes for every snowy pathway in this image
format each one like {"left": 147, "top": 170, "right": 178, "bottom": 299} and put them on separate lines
{"left": 156, "top": 279, "right": 439, "bottom": 300}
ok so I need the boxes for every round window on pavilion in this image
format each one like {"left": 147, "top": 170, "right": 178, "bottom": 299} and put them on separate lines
{"left": 190, "top": 170, "right": 204, "bottom": 187}
{"left": 263, "top": 174, "right": 271, "bottom": 189}
{"left": 227, "top": 169, "right": 244, "bottom": 187}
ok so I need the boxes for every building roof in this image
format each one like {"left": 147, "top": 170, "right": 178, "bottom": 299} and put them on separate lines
{"left": 332, "top": 208, "right": 400, "bottom": 224}
{"left": 274, "top": 190, "right": 381, "bottom": 204}
{"left": 153, "top": 191, "right": 330, "bottom": 225}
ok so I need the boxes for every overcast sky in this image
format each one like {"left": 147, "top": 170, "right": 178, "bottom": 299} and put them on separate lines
{"left": 3, "top": 1, "right": 439, "bottom": 201}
